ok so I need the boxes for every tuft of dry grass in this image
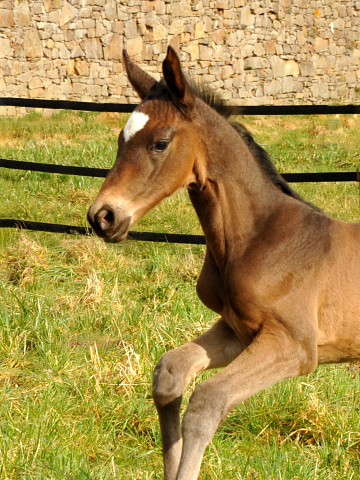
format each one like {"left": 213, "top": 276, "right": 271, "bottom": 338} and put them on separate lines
{"left": 1, "top": 234, "right": 49, "bottom": 286}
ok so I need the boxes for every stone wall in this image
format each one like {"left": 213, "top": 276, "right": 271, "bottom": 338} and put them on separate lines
{"left": 1, "top": 0, "right": 360, "bottom": 115}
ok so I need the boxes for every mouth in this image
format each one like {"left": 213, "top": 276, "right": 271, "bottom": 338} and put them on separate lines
{"left": 103, "top": 216, "right": 132, "bottom": 243}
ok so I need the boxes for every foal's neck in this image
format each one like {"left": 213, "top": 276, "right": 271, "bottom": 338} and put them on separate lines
{"left": 188, "top": 111, "right": 283, "bottom": 268}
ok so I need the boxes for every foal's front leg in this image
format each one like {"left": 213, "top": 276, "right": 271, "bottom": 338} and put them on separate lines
{"left": 152, "top": 319, "right": 247, "bottom": 480}
{"left": 175, "top": 325, "right": 317, "bottom": 480}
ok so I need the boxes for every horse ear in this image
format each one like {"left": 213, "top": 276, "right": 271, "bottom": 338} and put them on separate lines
{"left": 162, "top": 46, "right": 195, "bottom": 112}
{"left": 123, "top": 50, "right": 157, "bottom": 100}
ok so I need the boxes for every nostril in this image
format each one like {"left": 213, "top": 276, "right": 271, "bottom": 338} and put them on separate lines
{"left": 104, "top": 209, "right": 114, "bottom": 224}
{"left": 97, "top": 207, "right": 115, "bottom": 232}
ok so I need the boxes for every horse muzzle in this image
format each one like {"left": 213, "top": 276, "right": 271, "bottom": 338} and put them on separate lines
{"left": 87, "top": 202, "right": 132, "bottom": 243}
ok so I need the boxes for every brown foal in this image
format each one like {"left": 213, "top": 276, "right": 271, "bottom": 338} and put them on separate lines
{"left": 87, "top": 47, "right": 360, "bottom": 480}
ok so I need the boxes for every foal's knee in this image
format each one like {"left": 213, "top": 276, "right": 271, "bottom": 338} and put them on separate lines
{"left": 152, "top": 351, "right": 185, "bottom": 408}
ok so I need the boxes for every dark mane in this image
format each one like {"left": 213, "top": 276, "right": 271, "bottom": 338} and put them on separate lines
{"left": 191, "top": 81, "right": 321, "bottom": 211}
{"left": 189, "top": 79, "right": 235, "bottom": 118}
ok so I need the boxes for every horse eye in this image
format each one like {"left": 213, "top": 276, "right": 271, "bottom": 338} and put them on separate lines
{"left": 153, "top": 141, "right": 169, "bottom": 152}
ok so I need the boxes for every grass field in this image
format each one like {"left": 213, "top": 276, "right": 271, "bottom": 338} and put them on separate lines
{"left": 0, "top": 111, "right": 360, "bottom": 479}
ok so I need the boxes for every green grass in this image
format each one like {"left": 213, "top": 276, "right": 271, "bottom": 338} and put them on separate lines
{"left": 0, "top": 111, "right": 360, "bottom": 479}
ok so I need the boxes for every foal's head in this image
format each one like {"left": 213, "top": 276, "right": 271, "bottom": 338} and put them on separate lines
{"left": 87, "top": 47, "right": 205, "bottom": 242}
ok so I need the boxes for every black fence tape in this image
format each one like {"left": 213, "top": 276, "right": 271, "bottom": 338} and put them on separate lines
{"left": 0, "top": 219, "right": 206, "bottom": 244}
{"left": 0, "top": 97, "right": 135, "bottom": 113}
{"left": 236, "top": 104, "right": 360, "bottom": 115}
{"left": 282, "top": 171, "right": 360, "bottom": 183}
{"left": 0, "top": 97, "right": 360, "bottom": 115}
{"left": 1, "top": 97, "right": 360, "bottom": 115}
{"left": 0, "top": 219, "right": 92, "bottom": 236}
{"left": 0, "top": 159, "right": 109, "bottom": 178}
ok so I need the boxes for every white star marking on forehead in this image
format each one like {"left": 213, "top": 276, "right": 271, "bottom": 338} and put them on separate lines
{"left": 123, "top": 111, "right": 150, "bottom": 142}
